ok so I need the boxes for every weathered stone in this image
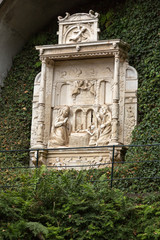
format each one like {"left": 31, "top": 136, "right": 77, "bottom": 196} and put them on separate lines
{"left": 30, "top": 11, "right": 138, "bottom": 168}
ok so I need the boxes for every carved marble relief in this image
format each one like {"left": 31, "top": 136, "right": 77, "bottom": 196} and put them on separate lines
{"left": 30, "top": 10, "right": 138, "bottom": 168}
{"left": 46, "top": 58, "right": 114, "bottom": 148}
{"left": 65, "top": 24, "right": 91, "bottom": 44}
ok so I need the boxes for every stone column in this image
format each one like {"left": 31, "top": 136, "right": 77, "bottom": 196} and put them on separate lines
{"left": 36, "top": 58, "right": 46, "bottom": 148}
{"left": 111, "top": 53, "right": 120, "bottom": 144}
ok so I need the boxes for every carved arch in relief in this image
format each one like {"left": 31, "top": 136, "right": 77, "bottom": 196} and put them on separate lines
{"left": 60, "top": 83, "right": 71, "bottom": 105}
{"left": 126, "top": 65, "right": 138, "bottom": 79}
{"left": 125, "top": 65, "right": 138, "bottom": 92}
{"left": 75, "top": 108, "right": 84, "bottom": 131}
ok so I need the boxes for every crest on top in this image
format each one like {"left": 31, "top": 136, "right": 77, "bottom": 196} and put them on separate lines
{"left": 57, "top": 10, "right": 100, "bottom": 44}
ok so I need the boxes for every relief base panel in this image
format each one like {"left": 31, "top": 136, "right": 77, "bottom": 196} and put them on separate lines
{"left": 30, "top": 147, "right": 126, "bottom": 170}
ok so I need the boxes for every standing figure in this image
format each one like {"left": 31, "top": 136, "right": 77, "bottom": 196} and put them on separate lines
{"left": 96, "top": 105, "right": 111, "bottom": 146}
{"left": 50, "top": 106, "right": 70, "bottom": 146}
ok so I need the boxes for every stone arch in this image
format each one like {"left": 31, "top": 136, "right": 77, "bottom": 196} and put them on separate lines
{"left": 75, "top": 108, "right": 84, "bottom": 131}
{"left": 126, "top": 65, "right": 138, "bottom": 79}
{"left": 125, "top": 65, "right": 138, "bottom": 91}
{"left": 60, "top": 83, "right": 70, "bottom": 105}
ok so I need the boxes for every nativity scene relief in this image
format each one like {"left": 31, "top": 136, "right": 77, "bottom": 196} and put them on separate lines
{"left": 30, "top": 10, "right": 138, "bottom": 168}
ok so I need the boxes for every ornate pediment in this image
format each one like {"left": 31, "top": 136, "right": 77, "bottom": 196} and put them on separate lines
{"left": 57, "top": 10, "right": 100, "bottom": 44}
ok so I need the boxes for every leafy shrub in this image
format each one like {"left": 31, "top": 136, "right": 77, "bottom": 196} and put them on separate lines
{"left": 1, "top": 167, "right": 160, "bottom": 239}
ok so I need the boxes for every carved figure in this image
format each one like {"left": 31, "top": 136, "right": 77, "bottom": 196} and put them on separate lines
{"left": 96, "top": 105, "right": 111, "bottom": 146}
{"left": 69, "top": 25, "right": 88, "bottom": 42}
{"left": 51, "top": 106, "right": 70, "bottom": 146}
{"left": 85, "top": 124, "right": 98, "bottom": 146}
{"left": 72, "top": 80, "right": 95, "bottom": 97}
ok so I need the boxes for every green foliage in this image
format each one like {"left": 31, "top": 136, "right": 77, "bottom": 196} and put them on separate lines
{"left": 0, "top": 167, "right": 160, "bottom": 239}
{"left": 0, "top": 31, "right": 57, "bottom": 165}
{"left": 100, "top": 0, "right": 160, "bottom": 146}
{"left": 25, "top": 221, "right": 48, "bottom": 238}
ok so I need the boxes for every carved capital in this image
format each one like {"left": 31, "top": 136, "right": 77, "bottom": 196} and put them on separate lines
{"left": 115, "top": 52, "right": 120, "bottom": 59}
{"left": 40, "top": 57, "right": 47, "bottom": 62}
{"left": 46, "top": 59, "right": 54, "bottom": 67}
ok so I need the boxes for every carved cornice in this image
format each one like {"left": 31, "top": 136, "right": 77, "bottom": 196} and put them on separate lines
{"left": 39, "top": 50, "right": 127, "bottom": 61}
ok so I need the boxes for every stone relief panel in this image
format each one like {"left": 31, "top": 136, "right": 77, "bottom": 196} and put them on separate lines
{"left": 30, "top": 10, "right": 139, "bottom": 168}
{"left": 52, "top": 58, "right": 113, "bottom": 107}
{"left": 68, "top": 104, "right": 112, "bottom": 147}
{"left": 47, "top": 58, "right": 114, "bottom": 148}
{"left": 48, "top": 156, "right": 109, "bottom": 170}
{"left": 53, "top": 59, "right": 113, "bottom": 83}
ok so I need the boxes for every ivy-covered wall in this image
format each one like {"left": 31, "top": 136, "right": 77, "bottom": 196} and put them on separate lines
{"left": 0, "top": 0, "right": 159, "bottom": 156}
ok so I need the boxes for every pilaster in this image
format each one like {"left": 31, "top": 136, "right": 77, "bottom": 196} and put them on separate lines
{"left": 111, "top": 53, "right": 120, "bottom": 144}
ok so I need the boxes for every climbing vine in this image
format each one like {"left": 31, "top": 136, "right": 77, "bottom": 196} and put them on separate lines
{"left": 99, "top": 0, "right": 160, "bottom": 145}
